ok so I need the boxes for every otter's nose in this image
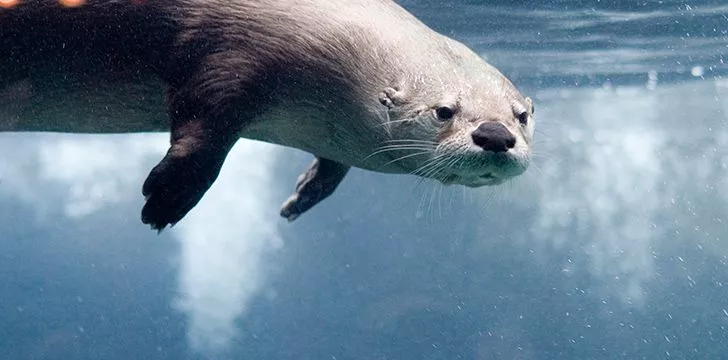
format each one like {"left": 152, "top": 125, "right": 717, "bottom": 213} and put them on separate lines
{"left": 471, "top": 122, "right": 516, "bottom": 152}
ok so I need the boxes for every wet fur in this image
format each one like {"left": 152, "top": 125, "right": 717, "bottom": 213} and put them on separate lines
{"left": 0, "top": 0, "right": 533, "bottom": 229}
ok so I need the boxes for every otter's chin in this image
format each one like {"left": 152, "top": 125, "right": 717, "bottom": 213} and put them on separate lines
{"left": 439, "top": 158, "right": 530, "bottom": 187}
{"left": 441, "top": 173, "right": 507, "bottom": 188}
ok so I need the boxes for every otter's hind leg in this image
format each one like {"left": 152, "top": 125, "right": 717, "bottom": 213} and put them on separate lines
{"left": 280, "top": 157, "right": 350, "bottom": 222}
{"left": 141, "top": 55, "right": 266, "bottom": 231}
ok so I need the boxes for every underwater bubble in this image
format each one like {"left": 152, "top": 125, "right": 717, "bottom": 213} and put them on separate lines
{"left": 691, "top": 66, "right": 705, "bottom": 77}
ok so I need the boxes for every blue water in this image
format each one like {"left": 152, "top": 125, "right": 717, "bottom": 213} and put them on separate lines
{"left": 2, "top": 1, "right": 727, "bottom": 359}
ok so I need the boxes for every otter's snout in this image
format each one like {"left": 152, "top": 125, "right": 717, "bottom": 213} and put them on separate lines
{"left": 471, "top": 122, "right": 516, "bottom": 152}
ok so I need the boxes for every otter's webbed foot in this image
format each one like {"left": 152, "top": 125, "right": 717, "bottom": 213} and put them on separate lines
{"left": 141, "top": 124, "right": 237, "bottom": 232}
{"left": 280, "top": 157, "right": 350, "bottom": 222}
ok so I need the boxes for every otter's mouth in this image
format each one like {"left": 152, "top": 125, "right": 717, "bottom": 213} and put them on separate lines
{"left": 426, "top": 149, "right": 529, "bottom": 188}
{"left": 439, "top": 172, "right": 501, "bottom": 187}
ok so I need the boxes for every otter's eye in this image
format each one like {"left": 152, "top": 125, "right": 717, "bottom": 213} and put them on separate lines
{"left": 517, "top": 111, "right": 529, "bottom": 126}
{"left": 434, "top": 106, "right": 455, "bottom": 121}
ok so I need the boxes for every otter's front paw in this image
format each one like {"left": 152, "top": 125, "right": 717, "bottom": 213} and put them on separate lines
{"left": 141, "top": 147, "right": 224, "bottom": 232}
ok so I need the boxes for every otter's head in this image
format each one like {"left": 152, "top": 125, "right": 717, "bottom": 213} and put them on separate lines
{"left": 375, "top": 70, "right": 534, "bottom": 187}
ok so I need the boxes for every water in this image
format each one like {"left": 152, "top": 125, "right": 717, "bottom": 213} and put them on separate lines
{"left": 1, "top": 1, "right": 727, "bottom": 359}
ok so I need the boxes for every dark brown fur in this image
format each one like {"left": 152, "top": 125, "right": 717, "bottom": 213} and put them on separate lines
{"left": 1, "top": 0, "right": 534, "bottom": 230}
{"left": 1, "top": 0, "right": 393, "bottom": 229}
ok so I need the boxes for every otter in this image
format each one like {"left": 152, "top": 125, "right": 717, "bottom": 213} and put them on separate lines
{"left": 0, "top": 0, "right": 535, "bottom": 230}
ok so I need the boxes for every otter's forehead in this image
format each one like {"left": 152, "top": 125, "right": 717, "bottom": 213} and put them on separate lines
{"left": 442, "top": 40, "right": 526, "bottom": 98}
{"left": 461, "top": 68, "right": 523, "bottom": 102}
{"left": 433, "top": 74, "right": 527, "bottom": 121}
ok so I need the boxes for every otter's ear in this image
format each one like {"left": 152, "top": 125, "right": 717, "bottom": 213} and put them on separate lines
{"left": 379, "top": 87, "right": 405, "bottom": 109}
{"left": 525, "top": 97, "right": 534, "bottom": 114}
